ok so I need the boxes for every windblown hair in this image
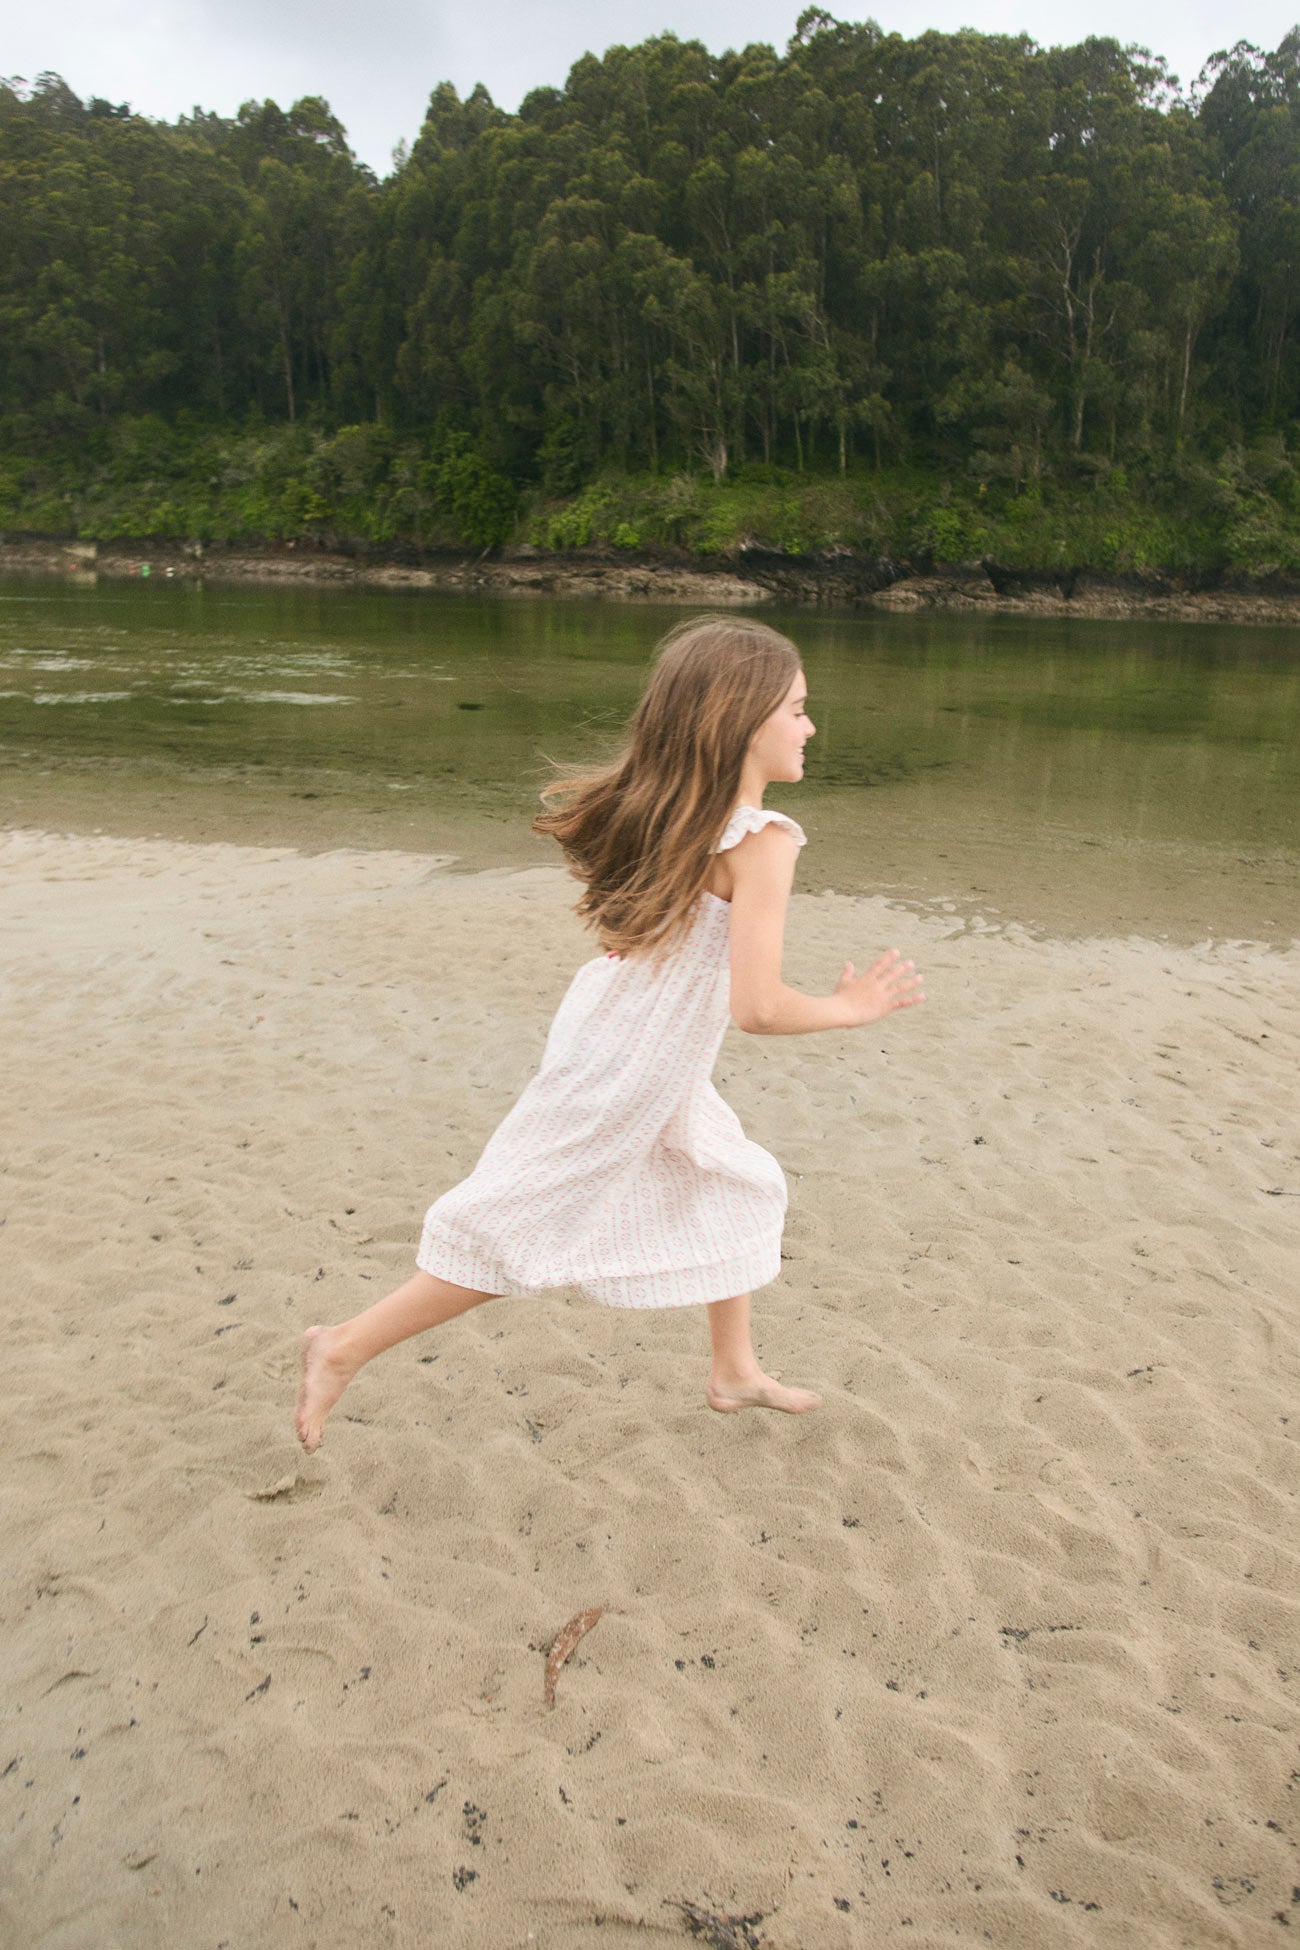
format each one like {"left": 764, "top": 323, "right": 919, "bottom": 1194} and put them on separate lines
{"left": 533, "top": 615, "right": 802, "bottom": 957}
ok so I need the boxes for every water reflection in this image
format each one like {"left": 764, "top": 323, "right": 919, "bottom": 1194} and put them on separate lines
{"left": 0, "top": 578, "right": 1296, "bottom": 941}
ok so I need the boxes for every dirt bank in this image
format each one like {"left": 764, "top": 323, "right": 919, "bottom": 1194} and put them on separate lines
{"left": 6, "top": 535, "right": 1300, "bottom": 624}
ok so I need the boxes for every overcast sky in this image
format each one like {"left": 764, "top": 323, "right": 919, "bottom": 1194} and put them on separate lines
{"left": 7, "top": 0, "right": 1298, "bottom": 176}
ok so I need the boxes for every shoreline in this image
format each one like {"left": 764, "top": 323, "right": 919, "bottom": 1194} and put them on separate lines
{"left": 6, "top": 766, "right": 1295, "bottom": 951}
{"left": 7, "top": 535, "right": 1300, "bottom": 625}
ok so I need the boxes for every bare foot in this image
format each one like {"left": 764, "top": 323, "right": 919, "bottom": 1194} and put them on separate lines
{"left": 706, "top": 1372, "right": 822, "bottom": 1415}
{"left": 295, "top": 1325, "right": 356, "bottom": 1452}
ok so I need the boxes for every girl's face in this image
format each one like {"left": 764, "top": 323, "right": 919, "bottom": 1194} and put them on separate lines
{"left": 748, "top": 669, "right": 814, "bottom": 784}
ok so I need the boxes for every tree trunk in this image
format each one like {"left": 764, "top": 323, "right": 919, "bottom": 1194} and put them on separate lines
{"left": 1072, "top": 383, "right": 1086, "bottom": 451}
{"left": 645, "top": 350, "right": 658, "bottom": 471}
{"left": 1176, "top": 320, "right": 1193, "bottom": 439}
{"left": 277, "top": 294, "right": 296, "bottom": 423}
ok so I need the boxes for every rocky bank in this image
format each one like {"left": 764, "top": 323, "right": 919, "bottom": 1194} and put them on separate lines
{"left": 6, "top": 535, "right": 1300, "bottom": 624}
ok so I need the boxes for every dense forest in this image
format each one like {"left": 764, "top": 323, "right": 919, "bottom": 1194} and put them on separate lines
{"left": 4, "top": 15, "right": 1300, "bottom": 573}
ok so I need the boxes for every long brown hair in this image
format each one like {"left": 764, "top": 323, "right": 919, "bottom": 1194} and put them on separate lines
{"left": 533, "top": 615, "right": 802, "bottom": 956}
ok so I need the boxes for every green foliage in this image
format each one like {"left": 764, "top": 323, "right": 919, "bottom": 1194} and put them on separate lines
{"left": 1223, "top": 499, "right": 1300, "bottom": 572}
{"left": 6, "top": 419, "right": 1300, "bottom": 575}
{"left": 5, "top": 35, "right": 1300, "bottom": 577}
{"left": 426, "top": 433, "right": 517, "bottom": 546}
{"left": 0, "top": 419, "right": 512, "bottom": 549}
{"left": 521, "top": 465, "right": 1300, "bottom": 575}
{"left": 529, "top": 483, "right": 615, "bottom": 549}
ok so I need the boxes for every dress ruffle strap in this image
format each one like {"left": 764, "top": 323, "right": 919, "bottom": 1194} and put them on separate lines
{"left": 716, "top": 805, "right": 807, "bottom": 854}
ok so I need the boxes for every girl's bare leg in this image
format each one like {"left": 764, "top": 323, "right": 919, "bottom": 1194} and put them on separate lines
{"left": 295, "top": 1268, "right": 496, "bottom": 1452}
{"left": 705, "top": 1292, "right": 821, "bottom": 1414}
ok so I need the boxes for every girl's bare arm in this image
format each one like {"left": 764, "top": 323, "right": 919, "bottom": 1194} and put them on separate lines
{"left": 726, "top": 826, "right": 924, "bottom": 1036}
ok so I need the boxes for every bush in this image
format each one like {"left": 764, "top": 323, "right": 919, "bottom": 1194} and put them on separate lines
{"left": 8, "top": 414, "right": 1300, "bottom": 579}
{"left": 427, "top": 433, "right": 517, "bottom": 546}
{"left": 531, "top": 483, "right": 613, "bottom": 550}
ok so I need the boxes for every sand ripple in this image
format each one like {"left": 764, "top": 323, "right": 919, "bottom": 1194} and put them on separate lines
{"left": 1, "top": 831, "right": 1296, "bottom": 1948}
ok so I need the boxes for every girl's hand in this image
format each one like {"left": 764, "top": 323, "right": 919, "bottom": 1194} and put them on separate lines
{"left": 834, "top": 949, "right": 925, "bottom": 1026}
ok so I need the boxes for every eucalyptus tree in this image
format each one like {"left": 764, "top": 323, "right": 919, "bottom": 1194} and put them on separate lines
{"left": 1200, "top": 34, "right": 1300, "bottom": 425}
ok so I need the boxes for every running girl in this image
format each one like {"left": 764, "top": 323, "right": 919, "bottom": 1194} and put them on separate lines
{"left": 296, "top": 616, "right": 923, "bottom": 1449}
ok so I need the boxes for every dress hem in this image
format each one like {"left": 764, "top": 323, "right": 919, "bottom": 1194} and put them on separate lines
{"left": 416, "top": 1224, "right": 779, "bottom": 1311}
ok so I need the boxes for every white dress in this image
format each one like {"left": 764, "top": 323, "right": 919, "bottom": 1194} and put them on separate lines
{"left": 417, "top": 806, "right": 806, "bottom": 1308}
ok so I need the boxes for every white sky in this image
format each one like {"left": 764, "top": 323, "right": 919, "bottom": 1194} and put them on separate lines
{"left": 6, "top": 1, "right": 1297, "bottom": 176}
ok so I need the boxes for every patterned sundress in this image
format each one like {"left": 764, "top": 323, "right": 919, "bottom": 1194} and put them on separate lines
{"left": 416, "top": 805, "right": 806, "bottom": 1307}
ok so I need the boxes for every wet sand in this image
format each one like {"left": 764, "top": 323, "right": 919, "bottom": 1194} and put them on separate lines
{"left": 2, "top": 757, "right": 1293, "bottom": 950}
{"left": 1, "top": 829, "right": 1298, "bottom": 1948}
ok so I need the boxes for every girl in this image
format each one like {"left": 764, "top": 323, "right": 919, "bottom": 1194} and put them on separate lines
{"left": 295, "top": 616, "right": 923, "bottom": 1450}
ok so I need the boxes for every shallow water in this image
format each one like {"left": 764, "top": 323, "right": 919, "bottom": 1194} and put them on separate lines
{"left": 1, "top": 576, "right": 1297, "bottom": 942}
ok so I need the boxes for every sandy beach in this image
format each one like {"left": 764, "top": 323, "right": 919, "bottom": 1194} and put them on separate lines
{"left": 2, "top": 828, "right": 1297, "bottom": 1948}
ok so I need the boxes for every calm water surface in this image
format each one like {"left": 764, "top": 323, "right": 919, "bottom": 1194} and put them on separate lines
{"left": 1, "top": 576, "right": 1296, "bottom": 942}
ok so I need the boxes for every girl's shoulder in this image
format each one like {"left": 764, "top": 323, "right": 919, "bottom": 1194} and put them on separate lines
{"left": 716, "top": 805, "right": 807, "bottom": 854}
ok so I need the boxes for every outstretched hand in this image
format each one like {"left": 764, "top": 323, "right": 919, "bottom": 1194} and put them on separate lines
{"left": 833, "top": 948, "right": 925, "bottom": 1026}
